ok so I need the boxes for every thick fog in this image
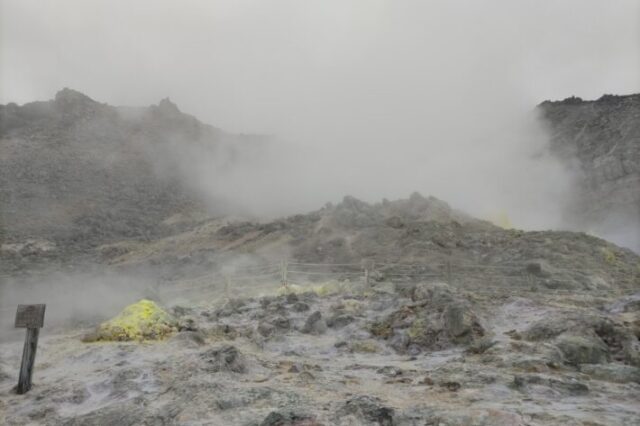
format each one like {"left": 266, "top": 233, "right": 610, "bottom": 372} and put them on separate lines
{"left": 1, "top": 1, "right": 639, "bottom": 230}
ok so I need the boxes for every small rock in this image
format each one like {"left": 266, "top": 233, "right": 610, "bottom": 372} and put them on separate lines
{"left": 288, "top": 364, "right": 300, "bottom": 373}
{"left": 523, "top": 319, "right": 569, "bottom": 341}
{"left": 327, "top": 314, "right": 355, "bottom": 329}
{"left": 297, "top": 371, "right": 315, "bottom": 383}
{"left": 260, "top": 411, "right": 319, "bottom": 426}
{"left": 548, "top": 378, "right": 589, "bottom": 395}
{"left": 171, "top": 330, "right": 206, "bottom": 347}
{"left": 418, "top": 376, "right": 434, "bottom": 385}
{"left": 505, "top": 329, "right": 522, "bottom": 340}
{"left": 302, "top": 311, "right": 327, "bottom": 335}
{"left": 580, "top": 363, "right": 640, "bottom": 384}
{"left": 336, "top": 395, "right": 395, "bottom": 425}
{"left": 440, "top": 381, "right": 461, "bottom": 392}
{"left": 292, "top": 302, "right": 310, "bottom": 312}
{"left": 200, "top": 345, "right": 246, "bottom": 373}
{"left": 511, "top": 375, "right": 525, "bottom": 389}
{"left": 177, "top": 316, "right": 198, "bottom": 332}
{"left": 443, "top": 303, "right": 482, "bottom": 340}
{"left": 376, "top": 366, "right": 403, "bottom": 377}
{"left": 257, "top": 322, "right": 277, "bottom": 337}
{"left": 465, "top": 337, "right": 497, "bottom": 354}
{"left": 272, "top": 316, "right": 291, "bottom": 330}
{"left": 389, "top": 331, "right": 410, "bottom": 352}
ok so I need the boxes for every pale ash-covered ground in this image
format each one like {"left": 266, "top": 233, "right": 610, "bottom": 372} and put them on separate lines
{"left": 1, "top": 276, "right": 639, "bottom": 426}
{"left": 1, "top": 194, "right": 640, "bottom": 425}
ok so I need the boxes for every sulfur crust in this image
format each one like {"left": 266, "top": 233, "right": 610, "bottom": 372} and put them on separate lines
{"left": 89, "top": 299, "right": 178, "bottom": 342}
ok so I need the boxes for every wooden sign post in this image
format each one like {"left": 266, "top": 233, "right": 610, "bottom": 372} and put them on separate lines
{"left": 14, "top": 304, "right": 46, "bottom": 394}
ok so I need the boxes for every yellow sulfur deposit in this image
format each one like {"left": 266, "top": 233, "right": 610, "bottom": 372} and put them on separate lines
{"left": 85, "top": 299, "right": 177, "bottom": 342}
{"left": 489, "top": 211, "right": 513, "bottom": 229}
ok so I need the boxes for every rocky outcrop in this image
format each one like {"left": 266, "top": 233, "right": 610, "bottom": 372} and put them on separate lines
{"left": 0, "top": 88, "right": 266, "bottom": 271}
{"left": 538, "top": 94, "right": 640, "bottom": 251}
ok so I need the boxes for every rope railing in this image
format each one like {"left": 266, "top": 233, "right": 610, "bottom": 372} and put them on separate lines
{"left": 0, "top": 258, "right": 629, "bottom": 315}
{"left": 287, "top": 261, "right": 362, "bottom": 267}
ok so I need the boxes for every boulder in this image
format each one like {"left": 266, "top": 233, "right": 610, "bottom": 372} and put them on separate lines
{"left": 335, "top": 395, "right": 395, "bottom": 425}
{"left": 556, "top": 335, "right": 609, "bottom": 365}
{"left": 523, "top": 318, "right": 569, "bottom": 341}
{"left": 258, "top": 316, "right": 291, "bottom": 337}
{"left": 443, "top": 303, "right": 484, "bottom": 342}
{"left": 327, "top": 314, "right": 355, "bottom": 329}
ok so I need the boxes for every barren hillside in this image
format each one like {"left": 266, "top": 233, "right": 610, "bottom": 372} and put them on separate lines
{"left": 0, "top": 89, "right": 265, "bottom": 271}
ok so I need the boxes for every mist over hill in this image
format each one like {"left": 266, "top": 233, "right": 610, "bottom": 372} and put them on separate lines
{"left": 1, "top": 89, "right": 640, "bottom": 426}
{"left": 0, "top": 88, "right": 267, "bottom": 263}
{"left": 1, "top": 2, "right": 640, "bottom": 424}
{"left": 2, "top": 88, "right": 638, "bottom": 264}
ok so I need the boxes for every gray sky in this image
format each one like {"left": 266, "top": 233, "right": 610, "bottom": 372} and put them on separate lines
{"left": 1, "top": 1, "right": 639, "bottom": 230}
{"left": 1, "top": 1, "right": 638, "bottom": 129}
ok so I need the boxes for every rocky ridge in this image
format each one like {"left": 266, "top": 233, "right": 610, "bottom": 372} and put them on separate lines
{"left": 538, "top": 93, "right": 640, "bottom": 251}
{"left": 0, "top": 88, "right": 266, "bottom": 267}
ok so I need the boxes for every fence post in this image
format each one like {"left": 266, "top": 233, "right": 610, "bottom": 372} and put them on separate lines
{"left": 362, "top": 259, "right": 375, "bottom": 288}
{"left": 280, "top": 259, "right": 288, "bottom": 288}
{"left": 224, "top": 275, "right": 231, "bottom": 299}
{"left": 527, "top": 273, "right": 535, "bottom": 292}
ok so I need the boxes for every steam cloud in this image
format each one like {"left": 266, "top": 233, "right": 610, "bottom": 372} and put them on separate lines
{"left": 1, "top": 1, "right": 639, "bottom": 231}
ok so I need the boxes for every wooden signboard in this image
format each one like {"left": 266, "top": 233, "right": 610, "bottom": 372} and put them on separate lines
{"left": 15, "top": 304, "right": 46, "bottom": 328}
{"left": 14, "top": 304, "right": 46, "bottom": 394}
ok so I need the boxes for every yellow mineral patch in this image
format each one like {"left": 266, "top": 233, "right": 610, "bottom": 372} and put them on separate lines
{"left": 601, "top": 247, "right": 617, "bottom": 264}
{"left": 86, "top": 299, "right": 177, "bottom": 342}
{"left": 489, "top": 211, "right": 513, "bottom": 229}
{"left": 350, "top": 340, "right": 380, "bottom": 353}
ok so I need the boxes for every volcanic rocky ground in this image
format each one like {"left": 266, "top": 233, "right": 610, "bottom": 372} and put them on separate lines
{"left": 1, "top": 91, "right": 639, "bottom": 425}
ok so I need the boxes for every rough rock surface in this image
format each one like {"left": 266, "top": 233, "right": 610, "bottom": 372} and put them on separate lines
{"left": 2, "top": 279, "right": 640, "bottom": 425}
{"left": 538, "top": 93, "right": 640, "bottom": 251}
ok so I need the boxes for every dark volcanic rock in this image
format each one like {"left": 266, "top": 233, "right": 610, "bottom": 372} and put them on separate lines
{"left": 556, "top": 335, "right": 609, "bottom": 366}
{"left": 260, "top": 411, "right": 320, "bottom": 426}
{"left": 335, "top": 395, "right": 395, "bottom": 425}
{"left": 538, "top": 93, "right": 640, "bottom": 251}
{"left": 200, "top": 345, "right": 247, "bottom": 373}
{"left": 301, "top": 311, "right": 327, "bottom": 335}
